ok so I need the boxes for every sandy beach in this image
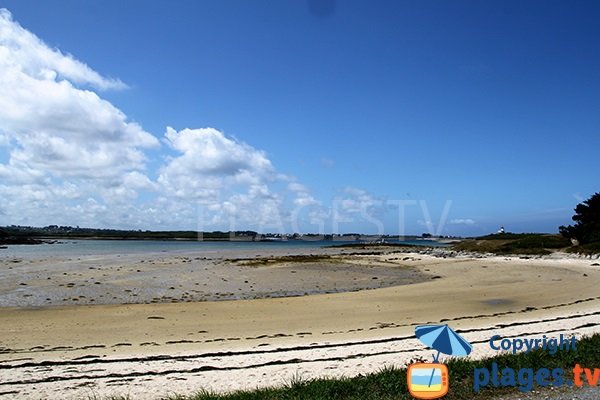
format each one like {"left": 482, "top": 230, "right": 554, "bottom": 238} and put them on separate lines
{"left": 1, "top": 246, "right": 600, "bottom": 399}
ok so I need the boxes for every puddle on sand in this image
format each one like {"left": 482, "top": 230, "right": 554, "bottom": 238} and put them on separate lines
{"left": 483, "top": 298, "right": 515, "bottom": 306}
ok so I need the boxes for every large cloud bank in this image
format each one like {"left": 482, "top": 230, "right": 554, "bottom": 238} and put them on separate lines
{"left": 0, "top": 9, "right": 330, "bottom": 231}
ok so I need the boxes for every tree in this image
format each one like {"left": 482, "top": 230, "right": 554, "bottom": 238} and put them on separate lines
{"left": 559, "top": 192, "right": 600, "bottom": 244}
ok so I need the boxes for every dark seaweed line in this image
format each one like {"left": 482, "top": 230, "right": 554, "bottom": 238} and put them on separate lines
{"left": 1, "top": 308, "right": 599, "bottom": 372}
{"left": 3, "top": 295, "right": 599, "bottom": 357}
{"left": 0, "top": 346, "right": 495, "bottom": 386}
{"left": 1, "top": 321, "right": 599, "bottom": 387}
{"left": 4, "top": 355, "right": 385, "bottom": 386}
{"left": 3, "top": 321, "right": 600, "bottom": 387}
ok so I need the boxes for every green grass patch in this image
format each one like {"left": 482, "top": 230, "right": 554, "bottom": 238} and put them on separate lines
{"left": 452, "top": 234, "right": 571, "bottom": 255}
{"left": 127, "top": 334, "right": 600, "bottom": 400}
{"left": 475, "top": 233, "right": 546, "bottom": 241}
{"left": 566, "top": 241, "right": 600, "bottom": 255}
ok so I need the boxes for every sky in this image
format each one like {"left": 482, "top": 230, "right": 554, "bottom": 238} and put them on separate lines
{"left": 0, "top": 1, "right": 599, "bottom": 236}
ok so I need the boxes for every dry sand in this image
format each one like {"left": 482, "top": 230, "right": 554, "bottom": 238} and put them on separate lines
{"left": 1, "top": 248, "right": 600, "bottom": 399}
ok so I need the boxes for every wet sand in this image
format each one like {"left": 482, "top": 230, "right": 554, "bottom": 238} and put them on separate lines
{"left": 1, "top": 248, "right": 599, "bottom": 399}
{"left": 0, "top": 247, "right": 426, "bottom": 306}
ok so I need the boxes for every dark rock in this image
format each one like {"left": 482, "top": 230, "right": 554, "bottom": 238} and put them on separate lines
{"left": 0, "top": 233, "right": 45, "bottom": 245}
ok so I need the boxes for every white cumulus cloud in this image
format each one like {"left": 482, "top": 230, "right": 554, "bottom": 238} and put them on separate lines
{"left": 449, "top": 218, "right": 476, "bottom": 225}
{"left": 0, "top": 9, "right": 322, "bottom": 231}
{"left": 288, "top": 182, "right": 320, "bottom": 207}
{"left": 0, "top": 9, "right": 159, "bottom": 227}
{"left": 158, "top": 127, "right": 276, "bottom": 200}
{"left": 157, "top": 127, "right": 318, "bottom": 231}
{"left": 336, "top": 187, "right": 382, "bottom": 214}
{"left": 0, "top": 9, "right": 125, "bottom": 90}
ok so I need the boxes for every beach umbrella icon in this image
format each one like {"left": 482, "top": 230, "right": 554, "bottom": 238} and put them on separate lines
{"left": 415, "top": 324, "right": 472, "bottom": 362}
{"left": 415, "top": 324, "right": 472, "bottom": 388}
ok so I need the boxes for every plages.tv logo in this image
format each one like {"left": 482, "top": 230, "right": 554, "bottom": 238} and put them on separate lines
{"left": 407, "top": 324, "right": 472, "bottom": 399}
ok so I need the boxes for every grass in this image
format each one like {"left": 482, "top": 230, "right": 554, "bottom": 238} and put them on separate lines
{"left": 452, "top": 233, "right": 572, "bottom": 255}
{"left": 329, "top": 233, "right": 599, "bottom": 257}
{"left": 93, "top": 333, "right": 600, "bottom": 400}
{"left": 567, "top": 241, "right": 600, "bottom": 255}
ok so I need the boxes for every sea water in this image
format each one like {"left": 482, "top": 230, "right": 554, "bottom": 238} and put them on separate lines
{"left": 0, "top": 239, "right": 447, "bottom": 258}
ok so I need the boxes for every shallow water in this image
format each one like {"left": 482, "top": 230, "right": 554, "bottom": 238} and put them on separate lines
{"left": 0, "top": 238, "right": 446, "bottom": 258}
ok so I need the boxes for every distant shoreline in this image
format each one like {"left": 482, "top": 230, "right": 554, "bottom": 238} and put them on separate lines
{"left": 1, "top": 224, "right": 460, "bottom": 244}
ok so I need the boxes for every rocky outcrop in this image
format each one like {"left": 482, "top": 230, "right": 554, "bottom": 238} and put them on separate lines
{"left": 0, "top": 229, "right": 44, "bottom": 245}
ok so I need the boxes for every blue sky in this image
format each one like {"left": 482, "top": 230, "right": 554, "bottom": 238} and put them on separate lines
{"left": 0, "top": 1, "right": 598, "bottom": 236}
